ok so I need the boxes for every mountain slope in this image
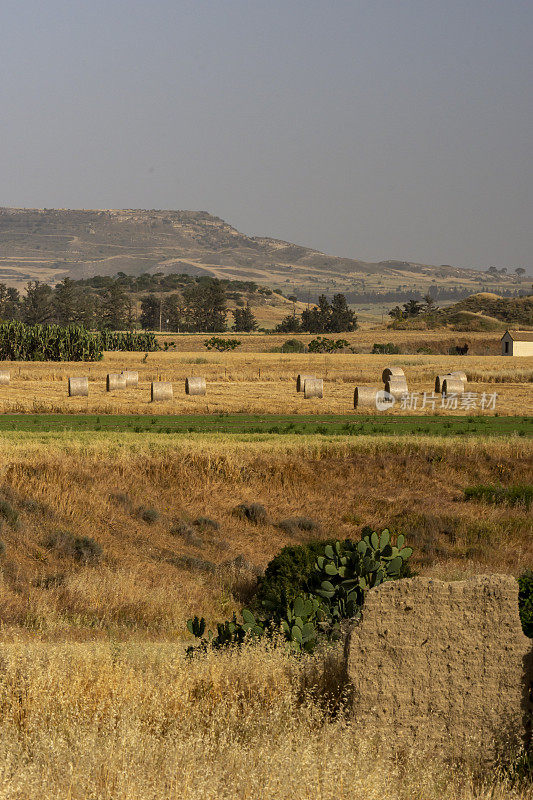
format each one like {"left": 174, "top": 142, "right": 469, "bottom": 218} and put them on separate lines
{"left": 0, "top": 207, "right": 526, "bottom": 298}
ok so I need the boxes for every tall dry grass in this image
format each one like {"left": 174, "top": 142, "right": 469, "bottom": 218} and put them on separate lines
{"left": 0, "top": 639, "right": 530, "bottom": 800}
{"left": 0, "top": 433, "right": 530, "bottom": 639}
{"left": 0, "top": 434, "right": 530, "bottom": 797}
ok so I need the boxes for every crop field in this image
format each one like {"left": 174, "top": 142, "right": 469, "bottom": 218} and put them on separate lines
{"left": 0, "top": 349, "right": 531, "bottom": 415}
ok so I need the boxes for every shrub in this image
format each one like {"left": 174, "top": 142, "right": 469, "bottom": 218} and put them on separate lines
{"left": 233, "top": 503, "right": 267, "bottom": 525}
{"left": 255, "top": 540, "right": 334, "bottom": 614}
{"left": 222, "top": 554, "right": 261, "bottom": 575}
{"left": 518, "top": 570, "right": 533, "bottom": 638}
{"left": 109, "top": 492, "right": 132, "bottom": 508}
{"left": 138, "top": 507, "right": 160, "bottom": 524}
{"left": 464, "top": 484, "right": 532, "bottom": 510}
{"left": 204, "top": 337, "right": 241, "bottom": 352}
{"left": 187, "top": 529, "right": 413, "bottom": 655}
{"left": 277, "top": 517, "right": 319, "bottom": 535}
{"left": 0, "top": 500, "right": 19, "bottom": 529}
{"left": 308, "top": 337, "right": 349, "bottom": 354}
{"left": 34, "top": 573, "right": 64, "bottom": 589}
{"left": 20, "top": 498, "right": 48, "bottom": 515}
{"left": 45, "top": 531, "right": 102, "bottom": 564}
{"left": 372, "top": 342, "right": 400, "bottom": 354}
{"left": 280, "top": 339, "right": 306, "bottom": 353}
{"left": 0, "top": 540, "right": 5, "bottom": 557}
{"left": 193, "top": 517, "right": 220, "bottom": 531}
{"left": 170, "top": 522, "right": 203, "bottom": 547}
{"left": 172, "top": 555, "right": 216, "bottom": 574}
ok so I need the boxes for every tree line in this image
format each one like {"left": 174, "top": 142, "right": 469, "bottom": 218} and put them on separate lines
{"left": 0, "top": 275, "right": 359, "bottom": 333}
{"left": 0, "top": 276, "right": 247, "bottom": 332}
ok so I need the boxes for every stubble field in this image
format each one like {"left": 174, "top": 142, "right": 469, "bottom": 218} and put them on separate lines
{"left": 0, "top": 349, "right": 531, "bottom": 415}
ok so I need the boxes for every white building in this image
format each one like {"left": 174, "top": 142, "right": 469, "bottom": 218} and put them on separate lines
{"left": 501, "top": 330, "right": 533, "bottom": 356}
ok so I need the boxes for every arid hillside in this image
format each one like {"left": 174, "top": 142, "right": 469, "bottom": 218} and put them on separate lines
{"left": 0, "top": 207, "right": 526, "bottom": 299}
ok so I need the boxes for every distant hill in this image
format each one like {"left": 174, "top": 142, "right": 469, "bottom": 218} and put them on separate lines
{"left": 438, "top": 293, "right": 533, "bottom": 329}
{"left": 0, "top": 208, "right": 528, "bottom": 301}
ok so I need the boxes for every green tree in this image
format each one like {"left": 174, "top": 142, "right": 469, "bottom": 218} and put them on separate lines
{"left": 0, "top": 284, "right": 20, "bottom": 321}
{"left": 21, "top": 281, "right": 54, "bottom": 325}
{"left": 329, "top": 294, "right": 357, "bottom": 332}
{"left": 183, "top": 279, "right": 227, "bottom": 332}
{"left": 99, "top": 283, "right": 129, "bottom": 330}
{"left": 162, "top": 293, "right": 184, "bottom": 331}
{"left": 232, "top": 302, "right": 257, "bottom": 332}
{"left": 140, "top": 295, "right": 160, "bottom": 330}
{"left": 388, "top": 305, "right": 404, "bottom": 321}
{"left": 300, "top": 295, "right": 329, "bottom": 332}
{"left": 275, "top": 313, "right": 301, "bottom": 333}
{"left": 423, "top": 294, "right": 438, "bottom": 313}
{"left": 53, "top": 278, "right": 79, "bottom": 326}
{"left": 402, "top": 299, "right": 424, "bottom": 317}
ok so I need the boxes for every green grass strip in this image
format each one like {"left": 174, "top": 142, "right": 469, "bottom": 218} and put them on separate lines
{"left": 0, "top": 414, "right": 530, "bottom": 437}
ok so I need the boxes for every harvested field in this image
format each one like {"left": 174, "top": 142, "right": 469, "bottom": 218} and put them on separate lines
{"left": 0, "top": 351, "right": 530, "bottom": 415}
{"left": 156, "top": 330, "right": 508, "bottom": 354}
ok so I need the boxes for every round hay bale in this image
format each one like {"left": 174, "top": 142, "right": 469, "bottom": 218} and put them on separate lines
{"left": 151, "top": 381, "right": 173, "bottom": 402}
{"left": 434, "top": 374, "right": 450, "bottom": 394}
{"left": 382, "top": 366, "right": 405, "bottom": 383}
{"left": 442, "top": 377, "right": 465, "bottom": 397}
{"left": 304, "top": 378, "right": 323, "bottom": 399}
{"left": 106, "top": 373, "right": 127, "bottom": 392}
{"left": 68, "top": 377, "right": 88, "bottom": 397}
{"left": 121, "top": 370, "right": 139, "bottom": 387}
{"left": 185, "top": 377, "right": 206, "bottom": 396}
{"left": 354, "top": 386, "right": 378, "bottom": 408}
{"left": 296, "top": 374, "right": 315, "bottom": 392}
{"left": 0, "top": 370, "right": 10, "bottom": 386}
{"left": 384, "top": 376, "right": 408, "bottom": 398}
{"left": 449, "top": 370, "right": 467, "bottom": 384}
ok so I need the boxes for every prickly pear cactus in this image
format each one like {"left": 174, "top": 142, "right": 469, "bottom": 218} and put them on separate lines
{"left": 313, "top": 530, "right": 412, "bottom": 622}
{"left": 187, "top": 529, "right": 413, "bottom": 655}
{"left": 281, "top": 596, "right": 321, "bottom": 652}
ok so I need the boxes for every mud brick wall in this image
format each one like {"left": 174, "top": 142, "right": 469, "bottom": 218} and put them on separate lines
{"left": 346, "top": 575, "right": 533, "bottom": 759}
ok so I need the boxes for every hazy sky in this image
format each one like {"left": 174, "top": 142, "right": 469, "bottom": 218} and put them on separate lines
{"left": 1, "top": 1, "right": 532, "bottom": 270}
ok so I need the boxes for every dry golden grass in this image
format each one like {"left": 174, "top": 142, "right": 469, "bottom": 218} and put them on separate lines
{"left": 158, "top": 329, "right": 506, "bottom": 352}
{"left": 0, "top": 433, "right": 530, "bottom": 639}
{"left": 0, "top": 349, "right": 531, "bottom": 414}
{"left": 0, "top": 639, "right": 530, "bottom": 800}
{"left": 0, "top": 434, "right": 530, "bottom": 797}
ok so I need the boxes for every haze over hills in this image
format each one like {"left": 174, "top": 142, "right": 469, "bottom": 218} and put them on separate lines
{"left": 0, "top": 208, "right": 527, "bottom": 302}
